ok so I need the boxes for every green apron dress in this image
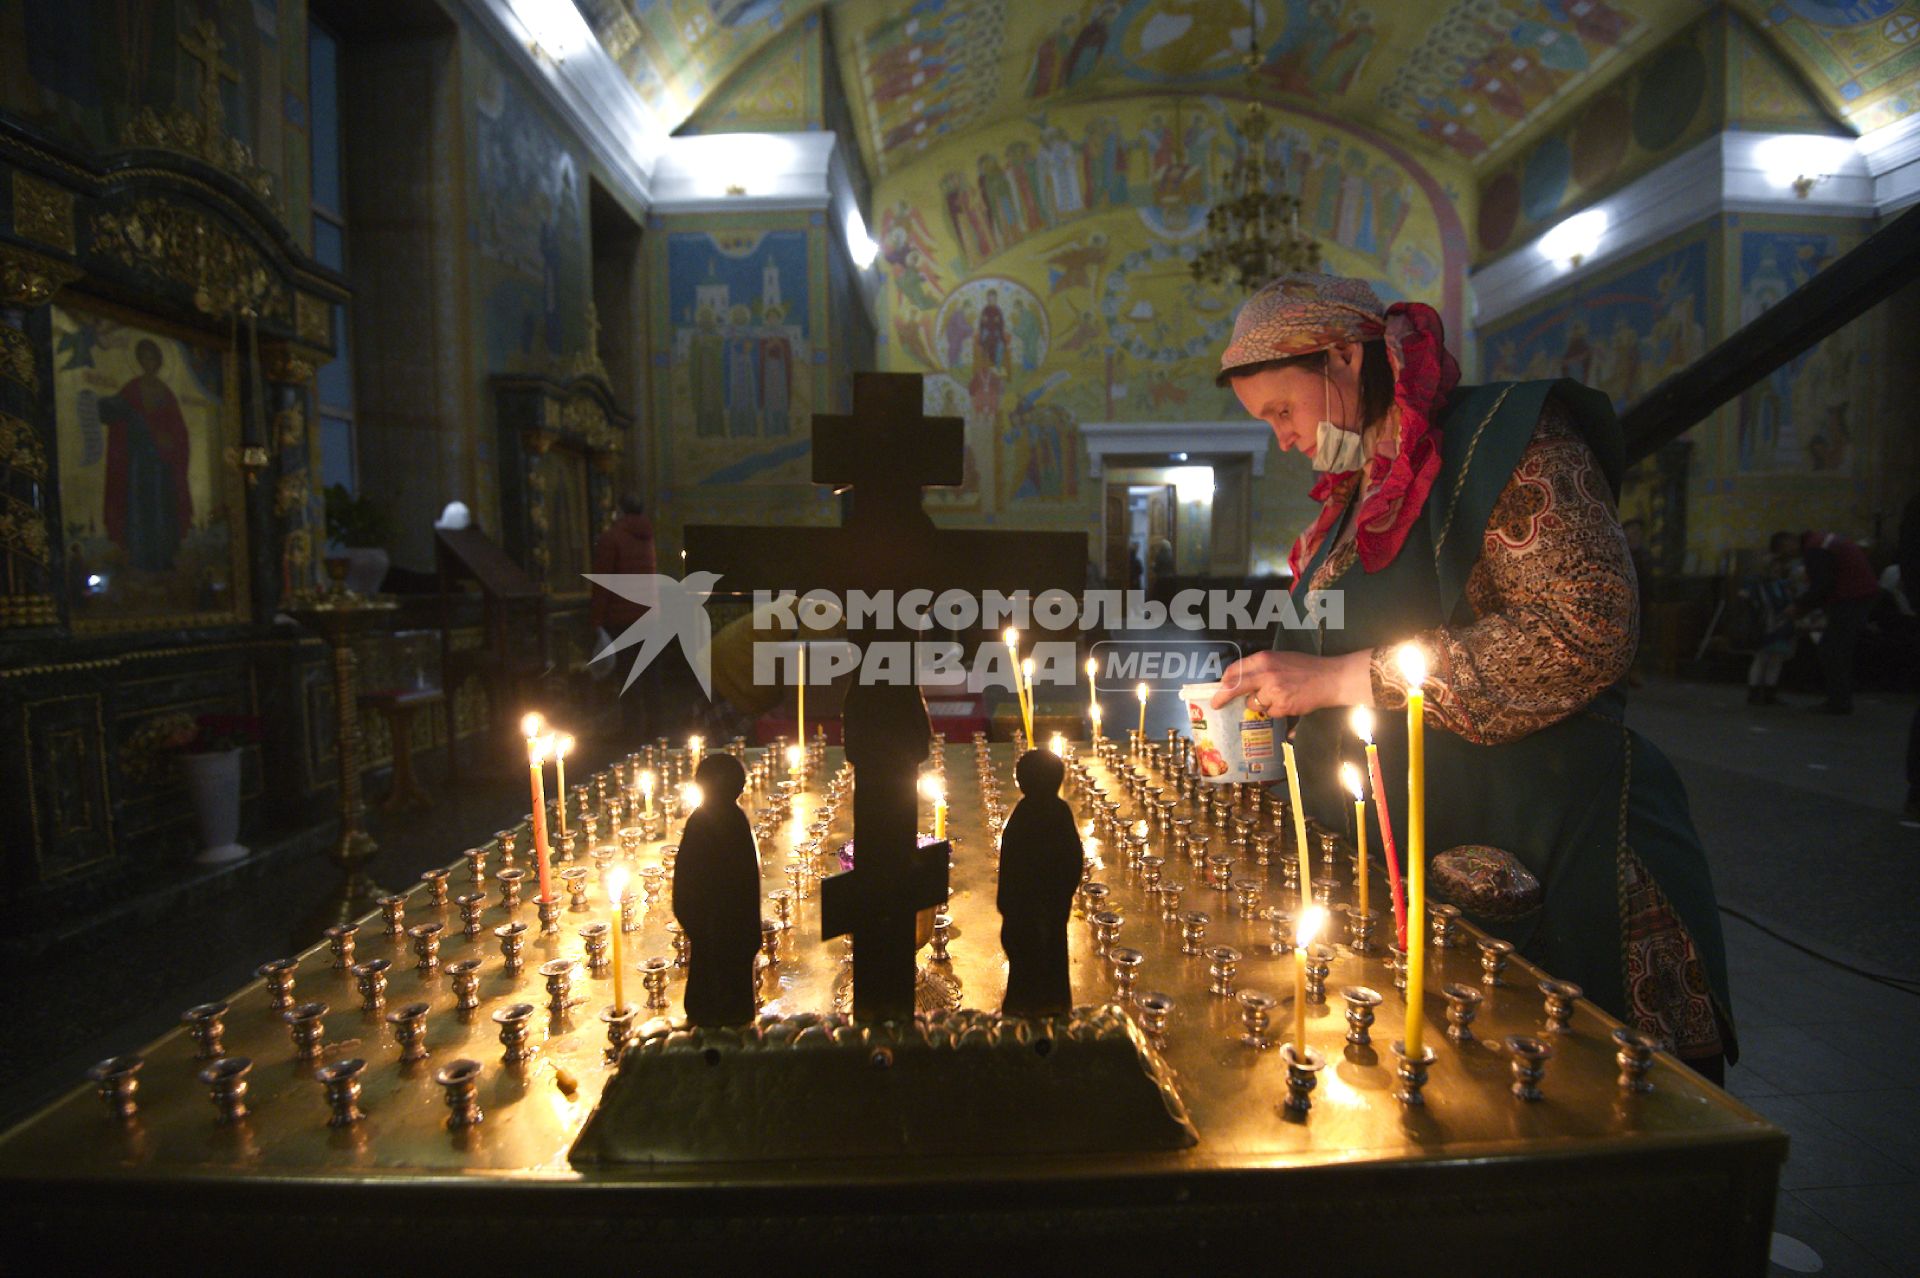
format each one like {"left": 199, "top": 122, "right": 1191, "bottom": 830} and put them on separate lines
{"left": 1277, "top": 379, "right": 1735, "bottom": 1062}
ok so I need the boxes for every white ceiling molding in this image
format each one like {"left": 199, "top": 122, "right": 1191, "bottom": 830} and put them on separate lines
{"left": 462, "top": 0, "right": 662, "bottom": 214}
{"left": 648, "top": 131, "right": 837, "bottom": 212}
{"left": 1859, "top": 111, "right": 1920, "bottom": 213}
{"left": 1079, "top": 420, "right": 1274, "bottom": 478}
{"left": 1472, "top": 130, "right": 1885, "bottom": 326}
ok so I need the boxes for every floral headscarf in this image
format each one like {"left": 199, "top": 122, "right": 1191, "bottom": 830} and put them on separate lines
{"left": 1220, "top": 273, "right": 1461, "bottom": 578}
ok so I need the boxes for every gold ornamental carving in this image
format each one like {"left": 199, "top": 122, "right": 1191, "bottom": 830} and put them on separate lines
{"left": 89, "top": 198, "right": 286, "bottom": 322}
{"left": 0, "top": 491, "right": 50, "bottom": 562}
{"left": 0, "top": 592, "right": 57, "bottom": 627}
{"left": 295, "top": 291, "right": 332, "bottom": 348}
{"left": 0, "top": 411, "right": 48, "bottom": 480}
{"left": 274, "top": 470, "right": 310, "bottom": 516}
{"left": 11, "top": 171, "right": 75, "bottom": 254}
{"left": 261, "top": 342, "right": 322, "bottom": 384}
{"left": 0, "top": 327, "right": 36, "bottom": 394}
{"left": 120, "top": 20, "right": 279, "bottom": 210}
{"left": 0, "top": 244, "right": 82, "bottom": 308}
{"left": 275, "top": 404, "right": 306, "bottom": 448}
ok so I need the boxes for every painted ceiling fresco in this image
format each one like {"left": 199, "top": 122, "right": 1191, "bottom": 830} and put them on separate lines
{"left": 576, "top": 1, "right": 1920, "bottom": 181}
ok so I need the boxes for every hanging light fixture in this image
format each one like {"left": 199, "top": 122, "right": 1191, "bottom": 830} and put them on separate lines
{"left": 1189, "top": 1, "right": 1319, "bottom": 292}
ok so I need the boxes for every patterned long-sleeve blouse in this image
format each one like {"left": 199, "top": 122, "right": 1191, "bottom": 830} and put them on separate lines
{"left": 1300, "top": 398, "right": 1638, "bottom": 744}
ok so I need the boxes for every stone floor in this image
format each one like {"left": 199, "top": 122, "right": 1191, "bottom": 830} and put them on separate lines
{"left": 4, "top": 679, "right": 1917, "bottom": 1272}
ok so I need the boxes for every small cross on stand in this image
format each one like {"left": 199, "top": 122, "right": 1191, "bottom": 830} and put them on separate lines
{"left": 178, "top": 19, "right": 241, "bottom": 142}
{"left": 685, "top": 372, "right": 1085, "bottom": 1023}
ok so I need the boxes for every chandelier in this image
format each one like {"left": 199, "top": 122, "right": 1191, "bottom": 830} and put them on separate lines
{"left": 1189, "top": 5, "right": 1319, "bottom": 292}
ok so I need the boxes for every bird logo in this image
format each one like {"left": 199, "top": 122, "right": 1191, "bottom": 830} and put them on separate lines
{"left": 581, "top": 570, "right": 723, "bottom": 699}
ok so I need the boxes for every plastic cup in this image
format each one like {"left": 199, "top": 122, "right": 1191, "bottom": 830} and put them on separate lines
{"left": 1180, "top": 682, "right": 1277, "bottom": 783}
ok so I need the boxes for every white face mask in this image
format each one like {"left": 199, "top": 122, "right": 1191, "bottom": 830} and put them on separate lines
{"left": 1310, "top": 360, "right": 1366, "bottom": 472}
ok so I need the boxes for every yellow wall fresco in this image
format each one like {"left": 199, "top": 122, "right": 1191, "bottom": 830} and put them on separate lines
{"left": 1736, "top": 0, "right": 1920, "bottom": 135}
{"left": 871, "top": 93, "right": 1469, "bottom": 578}
{"left": 679, "top": 11, "right": 824, "bottom": 134}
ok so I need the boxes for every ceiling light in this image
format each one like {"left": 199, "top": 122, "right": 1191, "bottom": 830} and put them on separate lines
{"left": 845, "top": 206, "right": 878, "bottom": 270}
{"left": 1538, "top": 208, "right": 1607, "bottom": 270}
{"left": 1755, "top": 134, "right": 1855, "bottom": 198}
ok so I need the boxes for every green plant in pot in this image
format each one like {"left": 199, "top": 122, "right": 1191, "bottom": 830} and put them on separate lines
{"left": 324, "top": 483, "right": 392, "bottom": 597}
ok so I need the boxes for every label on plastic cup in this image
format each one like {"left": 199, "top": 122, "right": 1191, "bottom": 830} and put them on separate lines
{"left": 1180, "top": 682, "right": 1276, "bottom": 783}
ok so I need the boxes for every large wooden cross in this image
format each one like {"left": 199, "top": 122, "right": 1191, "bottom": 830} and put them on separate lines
{"left": 685, "top": 372, "right": 1085, "bottom": 1021}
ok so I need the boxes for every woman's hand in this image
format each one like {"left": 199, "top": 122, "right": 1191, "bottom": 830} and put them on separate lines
{"left": 1211, "top": 649, "right": 1374, "bottom": 718}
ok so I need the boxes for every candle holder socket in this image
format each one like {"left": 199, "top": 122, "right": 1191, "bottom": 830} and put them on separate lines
{"left": 1237, "top": 989, "right": 1277, "bottom": 1050}
{"left": 601, "top": 1005, "right": 638, "bottom": 1061}
{"left": 1206, "top": 854, "right": 1234, "bottom": 893}
{"left": 1157, "top": 883, "right": 1184, "bottom": 921}
{"left": 353, "top": 959, "right": 391, "bottom": 1013}
{"left": 463, "top": 847, "right": 488, "bottom": 884}
{"left": 199, "top": 1056, "right": 252, "bottom": 1124}
{"left": 407, "top": 922, "right": 444, "bottom": 973}
{"left": 1090, "top": 909, "right": 1123, "bottom": 957}
{"left": 1134, "top": 990, "right": 1174, "bottom": 1037}
{"left": 420, "top": 868, "right": 451, "bottom": 909}
{"left": 1442, "top": 982, "right": 1484, "bottom": 1044}
{"left": 1232, "top": 877, "right": 1263, "bottom": 920}
{"left": 1304, "top": 943, "right": 1333, "bottom": 1005}
{"left": 930, "top": 913, "right": 953, "bottom": 964}
{"left": 315, "top": 1058, "right": 366, "bottom": 1127}
{"left": 456, "top": 892, "right": 488, "bottom": 939}
{"left": 387, "top": 1001, "right": 430, "bottom": 1063}
{"left": 770, "top": 889, "right": 793, "bottom": 932}
{"left": 183, "top": 1002, "right": 228, "bottom": 1059}
{"left": 580, "top": 923, "right": 612, "bottom": 975}
{"left": 492, "top": 1003, "right": 535, "bottom": 1065}
{"left": 668, "top": 921, "right": 690, "bottom": 968}
{"left": 1478, "top": 937, "right": 1514, "bottom": 986}
{"left": 1539, "top": 979, "right": 1582, "bottom": 1034}
{"left": 324, "top": 924, "right": 358, "bottom": 971}
{"left": 1388, "top": 944, "right": 1409, "bottom": 994}
{"left": 1108, "top": 946, "right": 1144, "bottom": 999}
{"left": 1205, "top": 945, "right": 1241, "bottom": 998}
{"left": 256, "top": 959, "right": 298, "bottom": 1012}
{"left": 1281, "top": 1042, "right": 1324, "bottom": 1114}
{"left": 642, "top": 957, "right": 672, "bottom": 1011}
{"left": 448, "top": 958, "right": 484, "bottom": 1012}
{"left": 283, "top": 999, "right": 328, "bottom": 1061}
{"left": 1346, "top": 907, "right": 1379, "bottom": 955}
{"left": 1430, "top": 903, "right": 1462, "bottom": 949}
{"left": 495, "top": 921, "right": 528, "bottom": 975}
{"left": 378, "top": 894, "right": 407, "bottom": 939}
{"left": 1391, "top": 1040, "right": 1436, "bottom": 1107}
{"left": 495, "top": 867, "right": 526, "bottom": 914}
{"left": 1505, "top": 1035, "right": 1553, "bottom": 1101}
{"left": 541, "top": 958, "right": 576, "bottom": 1015}
{"left": 1180, "top": 911, "right": 1210, "bottom": 956}
{"left": 536, "top": 895, "right": 562, "bottom": 937}
{"left": 560, "top": 866, "right": 590, "bottom": 913}
{"left": 435, "top": 1059, "right": 484, "bottom": 1128}
{"left": 1251, "top": 832, "right": 1275, "bottom": 868}
{"left": 1613, "top": 1027, "right": 1658, "bottom": 1094}
{"left": 1342, "top": 986, "right": 1382, "bottom": 1047}
{"left": 87, "top": 1055, "right": 144, "bottom": 1120}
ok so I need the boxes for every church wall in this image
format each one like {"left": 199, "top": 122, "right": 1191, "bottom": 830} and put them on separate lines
{"left": 644, "top": 209, "right": 844, "bottom": 559}
{"left": 1477, "top": 211, "right": 1899, "bottom": 573}
{"left": 868, "top": 93, "right": 1471, "bottom": 581}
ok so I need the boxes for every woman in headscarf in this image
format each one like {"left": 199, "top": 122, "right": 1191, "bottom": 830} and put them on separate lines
{"left": 1212, "top": 274, "right": 1733, "bottom": 1081}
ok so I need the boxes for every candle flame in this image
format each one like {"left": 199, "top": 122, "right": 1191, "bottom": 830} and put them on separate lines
{"left": 554, "top": 732, "right": 574, "bottom": 759}
{"left": 786, "top": 744, "right": 803, "bottom": 768}
{"left": 1136, "top": 683, "right": 1149, "bottom": 703}
{"left": 1395, "top": 643, "right": 1429, "bottom": 690}
{"left": 1022, "top": 656, "right": 1035, "bottom": 677}
{"left": 920, "top": 775, "right": 945, "bottom": 803}
{"left": 1091, "top": 704, "right": 1103, "bottom": 724}
{"left": 679, "top": 782, "right": 704, "bottom": 812}
{"left": 607, "top": 867, "right": 629, "bottom": 905}
{"left": 1349, "top": 705, "right": 1374, "bottom": 744}
{"left": 1085, "top": 655, "right": 1098, "bottom": 677}
{"left": 638, "top": 770, "right": 654, "bottom": 796}
{"left": 1003, "top": 627, "right": 1019, "bottom": 650}
{"left": 528, "top": 734, "right": 552, "bottom": 764}
{"left": 687, "top": 734, "right": 703, "bottom": 755}
{"left": 1049, "top": 733, "right": 1066, "bottom": 755}
{"left": 1296, "top": 904, "right": 1327, "bottom": 951}
{"left": 521, "top": 712, "right": 545, "bottom": 739}
{"left": 1341, "top": 761, "right": 1364, "bottom": 802}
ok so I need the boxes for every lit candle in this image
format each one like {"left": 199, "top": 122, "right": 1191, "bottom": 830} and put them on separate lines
{"left": 1397, "top": 644, "right": 1429, "bottom": 1058}
{"left": 922, "top": 775, "right": 947, "bottom": 841}
{"left": 607, "top": 867, "right": 629, "bottom": 1011}
{"left": 1282, "top": 740, "right": 1311, "bottom": 905}
{"left": 526, "top": 729, "right": 554, "bottom": 904}
{"left": 796, "top": 638, "right": 806, "bottom": 764}
{"left": 687, "top": 734, "right": 703, "bottom": 766}
{"left": 1085, "top": 655, "right": 1099, "bottom": 727}
{"left": 786, "top": 743, "right": 803, "bottom": 783}
{"left": 1135, "top": 682, "right": 1148, "bottom": 741}
{"left": 1090, "top": 703, "right": 1103, "bottom": 742}
{"left": 1351, "top": 707, "right": 1406, "bottom": 948}
{"left": 679, "top": 781, "right": 703, "bottom": 817}
{"left": 553, "top": 732, "right": 574, "bottom": 837}
{"left": 1021, "top": 657, "right": 1037, "bottom": 745}
{"left": 1004, "top": 628, "right": 1030, "bottom": 741}
{"left": 1293, "top": 905, "right": 1326, "bottom": 1057}
{"left": 1049, "top": 732, "right": 1066, "bottom": 757}
{"left": 639, "top": 769, "right": 655, "bottom": 816}
{"left": 1341, "top": 761, "right": 1368, "bottom": 923}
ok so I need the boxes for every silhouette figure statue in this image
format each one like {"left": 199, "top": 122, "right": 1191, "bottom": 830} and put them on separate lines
{"left": 997, "top": 749, "right": 1084, "bottom": 1020}
{"left": 671, "top": 754, "right": 763, "bottom": 1026}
